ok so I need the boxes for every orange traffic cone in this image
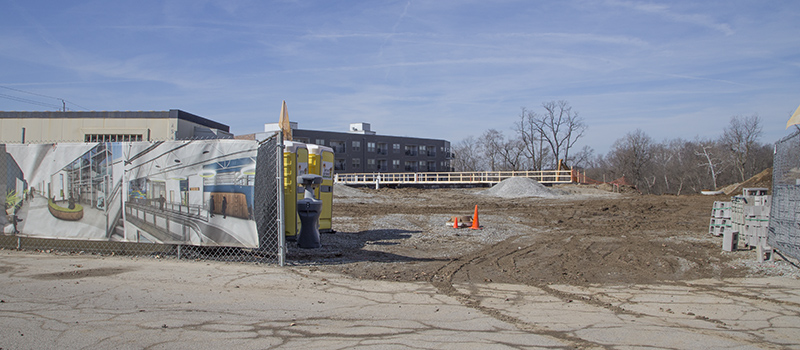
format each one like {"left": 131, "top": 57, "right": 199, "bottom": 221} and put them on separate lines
{"left": 453, "top": 216, "right": 459, "bottom": 228}
{"left": 470, "top": 205, "right": 481, "bottom": 229}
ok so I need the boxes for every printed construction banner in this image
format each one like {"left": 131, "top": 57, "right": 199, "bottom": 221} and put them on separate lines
{"left": 2, "top": 140, "right": 260, "bottom": 248}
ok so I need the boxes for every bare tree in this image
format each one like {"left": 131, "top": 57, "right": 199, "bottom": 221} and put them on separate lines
{"left": 607, "top": 129, "right": 653, "bottom": 190}
{"left": 589, "top": 130, "right": 771, "bottom": 195}
{"left": 498, "top": 137, "right": 526, "bottom": 171}
{"left": 695, "top": 139, "right": 726, "bottom": 191}
{"left": 451, "top": 136, "right": 483, "bottom": 171}
{"left": 459, "top": 105, "right": 772, "bottom": 194}
{"left": 749, "top": 143, "right": 774, "bottom": 176}
{"left": 721, "top": 114, "right": 763, "bottom": 182}
{"left": 648, "top": 142, "right": 671, "bottom": 194}
{"left": 667, "top": 139, "right": 700, "bottom": 195}
{"left": 514, "top": 107, "right": 549, "bottom": 170}
{"left": 570, "top": 145, "right": 595, "bottom": 170}
{"left": 584, "top": 152, "right": 611, "bottom": 183}
{"left": 479, "top": 129, "right": 505, "bottom": 171}
{"left": 533, "top": 100, "right": 587, "bottom": 168}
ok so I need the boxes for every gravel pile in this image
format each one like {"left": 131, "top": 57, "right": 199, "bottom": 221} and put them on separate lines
{"left": 479, "top": 177, "right": 560, "bottom": 198}
{"left": 334, "top": 184, "right": 374, "bottom": 198}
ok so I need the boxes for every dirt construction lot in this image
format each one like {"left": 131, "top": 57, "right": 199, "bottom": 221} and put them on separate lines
{"left": 296, "top": 184, "right": 793, "bottom": 285}
{"left": 2, "top": 183, "right": 800, "bottom": 349}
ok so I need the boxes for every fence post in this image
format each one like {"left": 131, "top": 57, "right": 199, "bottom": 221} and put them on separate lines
{"left": 277, "top": 133, "right": 286, "bottom": 267}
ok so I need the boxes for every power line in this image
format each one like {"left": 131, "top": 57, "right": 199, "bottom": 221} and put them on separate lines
{"left": 65, "top": 100, "right": 90, "bottom": 111}
{"left": 1, "top": 85, "right": 61, "bottom": 99}
{"left": 0, "top": 85, "right": 90, "bottom": 111}
{"left": 0, "top": 93, "right": 62, "bottom": 109}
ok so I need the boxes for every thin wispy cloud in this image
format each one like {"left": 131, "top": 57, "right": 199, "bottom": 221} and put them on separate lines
{"left": 497, "top": 32, "right": 650, "bottom": 48}
{"left": 379, "top": 0, "right": 413, "bottom": 58}
{"left": 303, "top": 32, "right": 395, "bottom": 40}
{"left": 0, "top": 0, "right": 796, "bottom": 154}
{"left": 605, "top": 0, "right": 735, "bottom": 35}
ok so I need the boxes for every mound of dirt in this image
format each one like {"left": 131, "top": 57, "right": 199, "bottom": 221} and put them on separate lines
{"left": 721, "top": 168, "right": 773, "bottom": 196}
{"left": 334, "top": 184, "right": 374, "bottom": 198}
{"left": 479, "top": 177, "right": 559, "bottom": 198}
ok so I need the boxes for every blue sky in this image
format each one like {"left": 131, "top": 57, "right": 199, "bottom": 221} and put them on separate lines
{"left": 1, "top": 0, "right": 798, "bottom": 154}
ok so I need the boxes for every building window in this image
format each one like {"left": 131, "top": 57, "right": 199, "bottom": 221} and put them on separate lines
{"left": 427, "top": 161, "right": 436, "bottom": 171}
{"left": 405, "top": 145, "right": 418, "bottom": 156}
{"left": 295, "top": 137, "right": 310, "bottom": 143}
{"left": 427, "top": 146, "right": 436, "bottom": 157}
{"left": 393, "top": 143, "right": 401, "bottom": 153}
{"left": 352, "top": 141, "right": 361, "bottom": 152}
{"left": 377, "top": 143, "right": 387, "bottom": 155}
{"left": 419, "top": 161, "right": 426, "bottom": 171}
{"left": 367, "top": 142, "right": 376, "bottom": 152}
{"left": 315, "top": 139, "right": 325, "bottom": 146}
{"left": 85, "top": 134, "right": 143, "bottom": 142}
{"left": 335, "top": 158, "right": 346, "bottom": 171}
{"left": 404, "top": 161, "right": 416, "bottom": 172}
{"left": 378, "top": 159, "right": 387, "bottom": 171}
{"left": 352, "top": 158, "right": 361, "bottom": 169}
{"left": 392, "top": 159, "right": 400, "bottom": 169}
{"left": 330, "top": 141, "right": 345, "bottom": 153}
{"left": 366, "top": 158, "right": 376, "bottom": 170}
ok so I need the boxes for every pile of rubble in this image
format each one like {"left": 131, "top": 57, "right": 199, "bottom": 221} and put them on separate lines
{"left": 479, "top": 177, "right": 560, "bottom": 198}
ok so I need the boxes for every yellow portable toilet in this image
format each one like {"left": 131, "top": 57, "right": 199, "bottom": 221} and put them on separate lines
{"left": 307, "top": 144, "right": 335, "bottom": 233}
{"left": 283, "top": 141, "right": 309, "bottom": 240}
{"left": 295, "top": 143, "right": 309, "bottom": 200}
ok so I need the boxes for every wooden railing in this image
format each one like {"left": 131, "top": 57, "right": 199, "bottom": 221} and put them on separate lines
{"left": 334, "top": 170, "right": 575, "bottom": 186}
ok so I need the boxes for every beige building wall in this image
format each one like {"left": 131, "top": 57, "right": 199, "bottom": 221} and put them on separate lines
{"left": 0, "top": 110, "right": 233, "bottom": 143}
{"left": 0, "top": 117, "right": 174, "bottom": 143}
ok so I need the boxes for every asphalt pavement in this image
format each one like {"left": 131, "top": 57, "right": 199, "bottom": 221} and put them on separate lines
{"left": 1, "top": 250, "right": 799, "bottom": 349}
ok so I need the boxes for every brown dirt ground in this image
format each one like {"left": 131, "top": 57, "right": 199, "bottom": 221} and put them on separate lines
{"left": 287, "top": 184, "right": 746, "bottom": 288}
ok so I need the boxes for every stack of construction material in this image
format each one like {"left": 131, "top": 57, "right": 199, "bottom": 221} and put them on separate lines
{"left": 730, "top": 188, "right": 771, "bottom": 249}
{"left": 445, "top": 215, "right": 473, "bottom": 228}
{"left": 708, "top": 201, "right": 732, "bottom": 237}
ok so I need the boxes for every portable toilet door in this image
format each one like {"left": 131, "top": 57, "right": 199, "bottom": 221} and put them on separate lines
{"left": 307, "top": 144, "right": 335, "bottom": 233}
{"left": 294, "top": 143, "right": 309, "bottom": 239}
{"left": 283, "top": 141, "right": 308, "bottom": 240}
{"left": 295, "top": 143, "right": 309, "bottom": 201}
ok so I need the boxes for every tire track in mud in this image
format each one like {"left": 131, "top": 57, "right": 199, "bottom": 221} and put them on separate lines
{"left": 429, "top": 234, "right": 786, "bottom": 350}
{"left": 429, "top": 237, "right": 611, "bottom": 350}
{"left": 336, "top": 188, "right": 782, "bottom": 347}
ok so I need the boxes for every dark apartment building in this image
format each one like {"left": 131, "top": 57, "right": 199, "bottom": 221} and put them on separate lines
{"left": 253, "top": 122, "right": 451, "bottom": 173}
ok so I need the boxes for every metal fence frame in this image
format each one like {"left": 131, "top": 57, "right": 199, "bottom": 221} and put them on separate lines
{"left": 769, "top": 129, "right": 800, "bottom": 261}
{"left": 1, "top": 135, "right": 286, "bottom": 265}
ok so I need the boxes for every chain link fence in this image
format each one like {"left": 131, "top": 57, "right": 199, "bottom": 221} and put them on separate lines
{"left": 769, "top": 129, "right": 800, "bottom": 261}
{"left": 1, "top": 135, "right": 285, "bottom": 265}
{"left": 254, "top": 134, "right": 285, "bottom": 265}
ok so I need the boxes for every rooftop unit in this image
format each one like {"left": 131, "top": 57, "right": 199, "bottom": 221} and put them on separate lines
{"left": 348, "top": 122, "right": 376, "bottom": 135}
